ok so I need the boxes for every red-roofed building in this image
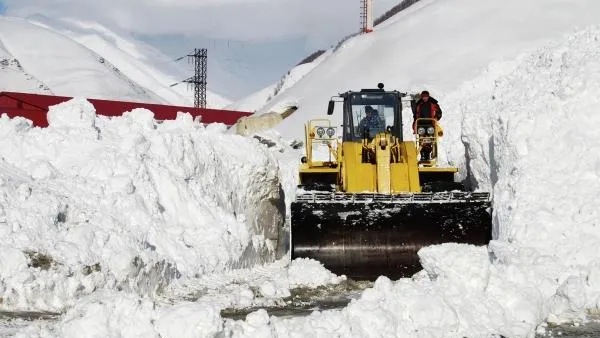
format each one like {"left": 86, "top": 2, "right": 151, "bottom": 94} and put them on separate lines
{"left": 0, "top": 91, "right": 251, "bottom": 127}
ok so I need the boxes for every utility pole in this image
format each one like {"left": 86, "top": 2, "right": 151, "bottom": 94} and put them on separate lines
{"left": 184, "top": 48, "right": 207, "bottom": 108}
{"left": 361, "top": 0, "right": 374, "bottom": 33}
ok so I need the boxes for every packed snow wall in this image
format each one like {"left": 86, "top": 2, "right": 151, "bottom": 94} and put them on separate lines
{"left": 457, "top": 27, "right": 600, "bottom": 265}
{"left": 459, "top": 26, "right": 600, "bottom": 320}
{"left": 0, "top": 98, "right": 285, "bottom": 312}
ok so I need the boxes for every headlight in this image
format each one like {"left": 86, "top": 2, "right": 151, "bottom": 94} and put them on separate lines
{"left": 316, "top": 127, "right": 325, "bottom": 138}
{"left": 427, "top": 126, "right": 435, "bottom": 135}
{"left": 326, "top": 127, "right": 336, "bottom": 137}
{"left": 417, "top": 127, "right": 425, "bottom": 135}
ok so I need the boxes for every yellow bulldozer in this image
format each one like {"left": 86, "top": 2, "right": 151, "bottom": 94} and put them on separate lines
{"left": 290, "top": 83, "right": 492, "bottom": 280}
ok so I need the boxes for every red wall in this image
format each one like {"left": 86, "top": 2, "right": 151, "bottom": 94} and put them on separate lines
{"left": 0, "top": 94, "right": 51, "bottom": 126}
{"left": 0, "top": 92, "right": 252, "bottom": 128}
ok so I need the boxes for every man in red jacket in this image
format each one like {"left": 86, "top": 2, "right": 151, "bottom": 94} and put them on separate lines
{"left": 413, "top": 90, "right": 442, "bottom": 123}
{"left": 412, "top": 91, "right": 443, "bottom": 161}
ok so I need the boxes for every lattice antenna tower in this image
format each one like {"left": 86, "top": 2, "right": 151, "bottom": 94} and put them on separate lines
{"left": 184, "top": 48, "right": 207, "bottom": 108}
{"left": 361, "top": 0, "right": 374, "bottom": 33}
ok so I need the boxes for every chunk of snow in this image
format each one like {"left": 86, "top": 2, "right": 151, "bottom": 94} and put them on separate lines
{"left": 288, "top": 258, "right": 346, "bottom": 288}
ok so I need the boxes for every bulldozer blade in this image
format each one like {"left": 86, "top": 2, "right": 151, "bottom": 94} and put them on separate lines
{"left": 291, "top": 191, "right": 492, "bottom": 281}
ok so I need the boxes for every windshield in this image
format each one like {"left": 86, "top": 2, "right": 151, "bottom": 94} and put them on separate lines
{"left": 347, "top": 92, "right": 398, "bottom": 140}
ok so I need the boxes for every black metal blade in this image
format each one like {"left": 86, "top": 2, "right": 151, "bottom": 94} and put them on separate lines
{"left": 291, "top": 193, "right": 492, "bottom": 281}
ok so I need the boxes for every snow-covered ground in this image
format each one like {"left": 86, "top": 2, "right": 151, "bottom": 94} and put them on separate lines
{"left": 0, "top": 16, "right": 230, "bottom": 108}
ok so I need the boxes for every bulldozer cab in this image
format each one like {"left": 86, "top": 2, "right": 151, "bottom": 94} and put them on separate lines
{"left": 329, "top": 85, "right": 404, "bottom": 142}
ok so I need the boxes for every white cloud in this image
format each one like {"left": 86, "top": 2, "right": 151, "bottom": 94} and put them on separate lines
{"left": 5, "top": 0, "right": 400, "bottom": 47}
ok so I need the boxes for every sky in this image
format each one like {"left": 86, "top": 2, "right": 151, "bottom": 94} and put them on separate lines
{"left": 2, "top": 0, "right": 401, "bottom": 100}
{"left": 138, "top": 33, "right": 311, "bottom": 101}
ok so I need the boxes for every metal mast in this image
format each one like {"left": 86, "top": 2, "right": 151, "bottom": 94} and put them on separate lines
{"left": 184, "top": 48, "right": 207, "bottom": 108}
{"left": 361, "top": 0, "right": 374, "bottom": 33}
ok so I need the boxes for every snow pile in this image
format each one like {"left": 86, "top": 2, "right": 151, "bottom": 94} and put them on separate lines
{"left": 12, "top": 291, "right": 223, "bottom": 338}
{"left": 0, "top": 98, "right": 284, "bottom": 312}
{"left": 243, "top": 130, "right": 302, "bottom": 212}
{"left": 288, "top": 258, "right": 346, "bottom": 288}
{"left": 159, "top": 257, "right": 345, "bottom": 311}
{"left": 9, "top": 257, "right": 348, "bottom": 338}
{"left": 216, "top": 26, "right": 600, "bottom": 338}
{"left": 222, "top": 245, "right": 519, "bottom": 338}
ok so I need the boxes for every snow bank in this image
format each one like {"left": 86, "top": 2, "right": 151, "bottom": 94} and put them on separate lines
{"left": 462, "top": 25, "right": 600, "bottom": 320}
{"left": 288, "top": 258, "right": 346, "bottom": 288}
{"left": 9, "top": 257, "right": 347, "bottom": 338}
{"left": 0, "top": 98, "right": 284, "bottom": 312}
{"left": 216, "top": 26, "right": 600, "bottom": 338}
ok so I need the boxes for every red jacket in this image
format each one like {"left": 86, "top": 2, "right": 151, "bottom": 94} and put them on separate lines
{"left": 413, "top": 97, "right": 442, "bottom": 120}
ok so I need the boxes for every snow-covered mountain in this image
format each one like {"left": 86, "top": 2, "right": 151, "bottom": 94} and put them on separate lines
{"left": 227, "top": 50, "right": 330, "bottom": 112}
{"left": 259, "top": 0, "right": 600, "bottom": 141}
{"left": 0, "top": 39, "right": 51, "bottom": 94}
{"left": 0, "top": 16, "right": 231, "bottom": 108}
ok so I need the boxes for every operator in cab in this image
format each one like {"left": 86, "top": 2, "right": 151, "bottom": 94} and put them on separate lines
{"left": 358, "top": 105, "right": 385, "bottom": 139}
